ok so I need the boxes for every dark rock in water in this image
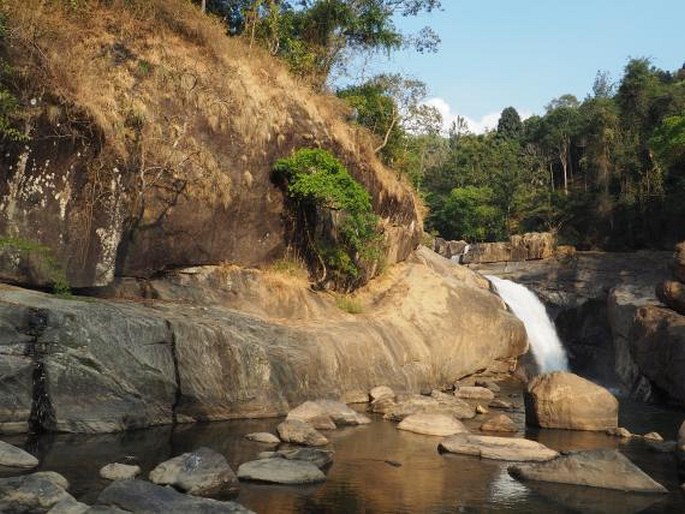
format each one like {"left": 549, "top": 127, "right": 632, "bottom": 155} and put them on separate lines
{"left": 508, "top": 448, "right": 667, "bottom": 493}
{"left": 149, "top": 447, "right": 239, "bottom": 498}
{"left": 49, "top": 495, "right": 90, "bottom": 514}
{"left": 237, "top": 459, "right": 326, "bottom": 485}
{"left": 91, "top": 479, "right": 253, "bottom": 513}
{"left": 656, "top": 280, "right": 685, "bottom": 315}
{"left": 0, "top": 471, "right": 78, "bottom": 513}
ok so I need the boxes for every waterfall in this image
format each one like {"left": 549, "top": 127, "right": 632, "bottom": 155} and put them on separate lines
{"left": 486, "top": 275, "right": 568, "bottom": 373}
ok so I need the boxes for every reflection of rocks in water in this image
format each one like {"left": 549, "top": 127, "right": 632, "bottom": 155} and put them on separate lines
{"left": 487, "top": 467, "right": 530, "bottom": 504}
{"left": 522, "top": 481, "right": 665, "bottom": 514}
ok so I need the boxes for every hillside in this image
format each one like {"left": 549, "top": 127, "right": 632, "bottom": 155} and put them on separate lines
{"left": 0, "top": 0, "right": 421, "bottom": 288}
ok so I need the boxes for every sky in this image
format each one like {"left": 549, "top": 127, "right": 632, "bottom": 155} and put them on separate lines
{"left": 344, "top": 0, "right": 685, "bottom": 134}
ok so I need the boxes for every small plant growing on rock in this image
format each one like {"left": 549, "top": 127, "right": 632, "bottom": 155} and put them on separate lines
{"left": 273, "top": 148, "right": 382, "bottom": 291}
{"left": 0, "top": 237, "right": 70, "bottom": 296}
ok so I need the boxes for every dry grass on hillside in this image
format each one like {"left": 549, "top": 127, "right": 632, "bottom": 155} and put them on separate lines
{"left": 1, "top": 0, "right": 419, "bottom": 220}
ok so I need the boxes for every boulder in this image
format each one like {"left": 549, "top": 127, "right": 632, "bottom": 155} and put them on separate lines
{"left": 381, "top": 392, "right": 475, "bottom": 421}
{"left": 641, "top": 432, "right": 663, "bottom": 442}
{"left": 244, "top": 432, "right": 280, "bottom": 444}
{"left": 286, "top": 399, "right": 370, "bottom": 429}
{"left": 340, "top": 390, "right": 369, "bottom": 404}
{"left": 149, "top": 447, "right": 239, "bottom": 498}
{"left": 257, "top": 448, "right": 334, "bottom": 469}
{"left": 397, "top": 414, "right": 469, "bottom": 437}
{"left": 475, "top": 379, "right": 500, "bottom": 392}
{"left": 480, "top": 414, "right": 517, "bottom": 433}
{"left": 631, "top": 306, "right": 685, "bottom": 405}
{"left": 370, "top": 386, "right": 395, "bottom": 403}
{"left": 656, "top": 280, "right": 685, "bottom": 315}
{"left": 92, "top": 479, "right": 253, "bottom": 513}
{"left": 454, "top": 386, "right": 495, "bottom": 401}
{"left": 277, "top": 420, "right": 329, "bottom": 447}
{"left": 462, "top": 233, "right": 555, "bottom": 264}
{"left": 237, "top": 459, "right": 326, "bottom": 485}
{"left": 525, "top": 372, "right": 618, "bottom": 431}
{"left": 0, "top": 440, "right": 39, "bottom": 468}
{"left": 99, "top": 463, "right": 141, "bottom": 481}
{"left": 606, "top": 427, "right": 633, "bottom": 439}
{"left": 489, "top": 399, "right": 514, "bottom": 410}
{"left": 439, "top": 435, "right": 558, "bottom": 462}
{"left": 509, "top": 449, "right": 667, "bottom": 493}
{"left": 48, "top": 496, "right": 89, "bottom": 514}
{"left": 0, "top": 471, "right": 75, "bottom": 513}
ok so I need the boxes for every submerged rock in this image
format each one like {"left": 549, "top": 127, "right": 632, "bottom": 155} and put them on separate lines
{"left": 277, "top": 420, "right": 329, "bottom": 447}
{"left": 439, "top": 435, "right": 558, "bottom": 462}
{"left": 99, "top": 462, "right": 141, "bottom": 481}
{"left": 509, "top": 449, "right": 667, "bottom": 493}
{"left": 397, "top": 414, "right": 469, "bottom": 437}
{"left": 0, "top": 471, "right": 76, "bottom": 513}
{"left": 525, "top": 372, "right": 618, "bottom": 431}
{"left": 92, "top": 479, "right": 253, "bottom": 513}
{"left": 237, "top": 459, "right": 326, "bottom": 485}
{"left": 244, "top": 432, "right": 280, "bottom": 444}
{"left": 0, "top": 440, "right": 39, "bottom": 469}
{"left": 149, "top": 447, "right": 239, "bottom": 498}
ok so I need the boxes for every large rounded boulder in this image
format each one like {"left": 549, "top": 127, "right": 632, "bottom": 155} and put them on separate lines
{"left": 525, "top": 372, "right": 618, "bottom": 431}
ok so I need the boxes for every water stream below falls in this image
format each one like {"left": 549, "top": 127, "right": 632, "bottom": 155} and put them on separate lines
{"left": 487, "top": 275, "right": 569, "bottom": 373}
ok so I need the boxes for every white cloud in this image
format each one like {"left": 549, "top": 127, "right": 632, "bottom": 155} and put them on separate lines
{"left": 423, "top": 97, "right": 532, "bottom": 135}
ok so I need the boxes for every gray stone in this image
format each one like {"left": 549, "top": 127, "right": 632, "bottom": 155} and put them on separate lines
{"left": 397, "top": 414, "right": 469, "bottom": 437}
{"left": 237, "top": 458, "right": 326, "bottom": 485}
{"left": 48, "top": 496, "right": 89, "bottom": 514}
{"left": 0, "top": 440, "right": 39, "bottom": 468}
{"left": 258, "top": 448, "right": 334, "bottom": 469}
{"left": 277, "top": 420, "right": 329, "bottom": 447}
{"left": 0, "top": 471, "right": 74, "bottom": 513}
{"left": 99, "top": 462, "right": 141, "bottom": 480}
{"left": 149, "top": 447, "right": 239, "bottom": 498}
{"left": 91, "top": 479, "right": 253, "bottom": 513}
{"left": 439, "top": 435, "right": 558, "bottom": 462}
{"left": 509, "top": 449, "right": 667, "bottom": 493}
{"left": 244, "top": 432, "right": 280, "bottom": 444}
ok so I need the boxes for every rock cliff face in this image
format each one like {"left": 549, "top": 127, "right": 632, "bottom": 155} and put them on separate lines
{"left": 0, "top": 247, "right": 527, "bottom": 434}
{"left": 0, "top": 0, "right": 420, "bottom": 289}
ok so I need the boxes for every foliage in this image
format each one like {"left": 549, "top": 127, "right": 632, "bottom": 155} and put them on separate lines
{"left": 0, "top": 14, "right": 26, "bottom": 142}
{"left": 0, "top": 237, "right": 71, "bottom": 296}
{"left": 273, "top": 148, "right": 382, "bottom": 289}
{"left": 335, "top": 294, "right": 363, "bottom": 314}
{"left": 204, "top": 1, "right": 441, "bottom": 86}
{"left": 421, "top": 58, "right": 685, "bottom": 250}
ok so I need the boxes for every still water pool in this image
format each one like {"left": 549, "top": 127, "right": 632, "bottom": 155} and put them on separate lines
{"left": 3, "top": 392, "right": 684, "bottom": 513}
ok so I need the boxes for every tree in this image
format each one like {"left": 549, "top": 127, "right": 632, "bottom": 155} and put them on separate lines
{"left": 497, "top": 106, "right": 522, "bottom": 140}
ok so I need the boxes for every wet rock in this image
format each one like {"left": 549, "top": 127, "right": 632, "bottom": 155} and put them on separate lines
{"left": 91, "top": 479, "right": 253, "bottom": 513}
{"left": 286, "top": 399, "right": 370, "bottom": 429}
{"left": 370, "top": 386, "right": 395, "bottom": 403}
{"left": 237, "top": 459, "right": 326, "bottom": 485}
{"left": 525, "top": 372, "right": 618, "bottom": 431}
{"left": 258, "top": 448, "right": 334, "bottom": 469}
{"left": 454, "top": 386, "right": 495, "bottom": 401}
{"left": 509, "top": 449, "right": 667, "bottom": 493}
{"left": 149, "top": 447, "right": 239, "bottom": 498}
{"left": 606, "top": 427, "right": 633, "bottom": 438}
{"left": 397, "top": 414, "right": 469, "bottom": 437}
{"left": 244, "top": 432, "right": 280, "bottom": 444}
{"left": 277, "top": 420, "right": 329, "bottom": 447}
{"left": 439, "top": 435, "right": 558, "bottom": 462}
{"left": 0, "top": 440, "right": 39, "bottom": 468}
{"left": 99, "top": 462, "right": 141, "bottom": 480}
{"left": 48, "top": 496, "right": 89, "bottom": 514}
{"left": 0, "top": 471, "right": 75, "bottom": 513}
{"left": 480, "top": 414, "right": 517, "bottom": 433}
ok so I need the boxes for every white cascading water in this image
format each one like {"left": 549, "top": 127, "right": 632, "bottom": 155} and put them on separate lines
{"left": 486, "top": 275, "right": 569, "bottom": 373}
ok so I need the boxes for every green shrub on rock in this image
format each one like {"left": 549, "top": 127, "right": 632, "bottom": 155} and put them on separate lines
{"left": 273, "top": 148, "right": 382, "bottom": 290}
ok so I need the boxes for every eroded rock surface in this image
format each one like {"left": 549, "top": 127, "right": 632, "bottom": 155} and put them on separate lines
{"left": 237, "top": 459, "right": 326, "bottom": 485}
{"left": 439, "top": 435, "right": 558, "bottom": 461}
{"left": 397, "top": 414, "right": 468, "bottom": 437}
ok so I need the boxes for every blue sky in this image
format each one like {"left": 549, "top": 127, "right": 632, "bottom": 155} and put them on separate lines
{"left": 345, "top": 0, "right": 684, "bottom": 133}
